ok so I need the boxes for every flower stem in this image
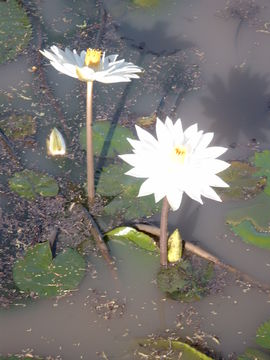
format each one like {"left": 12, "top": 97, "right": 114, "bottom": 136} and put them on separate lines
{"left": 160, "top": 197, "right": 170, "bottom": 267}
{"left": 86, "top": 80, "right": 95, "bottom": 206}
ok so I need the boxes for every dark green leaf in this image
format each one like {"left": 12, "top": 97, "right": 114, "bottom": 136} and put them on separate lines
{"left": 238, "top": 348, "right": 270, "bottom": 360}
{"left": 219, "top": 160, "right": 266, "bottom": 200}
{"left": 80, "top": 121, "right": 134, "bottom": 157}
{"left": 0, "top": 114, "right": 36, "bottom": 140}
{"left": 0, "top": 0, "right": 32, "bottom": 64}
{"left": 9, "top": 170, "right": 59, "bottom": 200}
{"left": 13, "top": 242, "right": 85, "bottom": 297}
{"left": 256, "top": 320, "right": 270, "bottom": 349}
{"left": 252, "top": 151, "right": 270, "bottom": 196}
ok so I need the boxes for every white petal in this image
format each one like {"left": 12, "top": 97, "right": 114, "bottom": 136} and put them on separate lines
{"left": 156, "top": 118, "right": 171, "bottom": 147}
{"left": 119, "top": 154, "right": 138, "bottom": 167}
{"left": 138, "top": 178, "right": 155, "bottom": 197}
{"left": 166, "top": 191, "right": 183, "bottom": 211}
{"left": 184, "top": 186, "right": 203, "bottom": 204}
{"left": 135, "top": 125, "right": 158, "bottom": 147}
{"left": 203, "top": 159, "right": 230, "bottom": 174}
{"left": 206, "top": 174, "right": 229, "bottom": 188}
{"left": 197, "top": 146, "right": 228, "bottom": 159}
{"left": 184, "top": 123, "right": 198, "bottom": 140}
{"left": 196, "top": 132, "right": 214, "bottom": 150}
{"left": 201, "top": 186, "right": 222, "bottom": 202}
{"left": 50, "top": 61, "right": 77, "bottom": 78}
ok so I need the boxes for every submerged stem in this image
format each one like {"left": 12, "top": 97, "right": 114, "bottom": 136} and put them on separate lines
{"left": 160, "top": 197, "right": 170, "bottom": 267}
{"left": 86, "top": 80, "right": 94, "bottom": 206}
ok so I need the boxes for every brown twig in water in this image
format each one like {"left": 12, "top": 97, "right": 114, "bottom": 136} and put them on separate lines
{"left": 0, "top": 129, "right": 21, "bottom": 167}
{"left": 134, "top": 223, "right": 270, "bottom": 293}
{"left": 71, "top": 203, "right": 117, "bottom": 277}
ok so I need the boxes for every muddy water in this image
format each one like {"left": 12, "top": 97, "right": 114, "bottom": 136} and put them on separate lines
{"left": 1, "top": 0, "right": 270, "bottom": 358}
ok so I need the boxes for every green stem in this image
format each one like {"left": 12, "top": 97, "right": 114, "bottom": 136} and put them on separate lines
{"left": 86, "top": 80, "right": 94, "bottom": 206}
{"left": 160, "top": 197, "right": 169, "bottom": 267}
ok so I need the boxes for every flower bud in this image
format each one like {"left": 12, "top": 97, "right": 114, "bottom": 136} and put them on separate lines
{"left": 47, "top": 127, "right": 66, "bottom": 156}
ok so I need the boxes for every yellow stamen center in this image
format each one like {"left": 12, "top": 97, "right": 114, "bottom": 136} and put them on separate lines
{"left": 84, "top": 48, "right": 102, "bottom": 67}
{"left": 171, "top": 145, "right": 187, "bottom": 164}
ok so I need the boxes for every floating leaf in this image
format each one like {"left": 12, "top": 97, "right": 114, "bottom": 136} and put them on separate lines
{"left": 106, "top": 226, "right": 158, "bottom": 252}
{"left": 168, "top": 229, "right": 182, "bottom": 263}
{"left": 256, "top": 320, "right": 270, "bottom": 350}
{"left": 252, "top": 151, "right": 270, "bottom": 196}
{"left": 157, "top": 259, "right": 214, "bottom": 302}
{"left": 226, "top": 192, "right": 270, "bottom": 232}
{"left": 9, "top": 170, "right": 59, "bottom": 200}
{"left": 136, "top": 112, "right": 157, "bottom": 127}
{"left": 238, "top": 348, "right": 270, "bottom": 360}
{"left": 13, "top": 242, "right": 85, "bottom": 298}
{"left": 0, "top": 0, "right": 32, "bottom": 64}
{"left": 219, "top": 160, "right": 266, "bottom": 200}
{"left": 230, "top": 220, "right": 270, "bottom": 250}
{"left": 97, "top": 163, "right": 161, "bottom": 220}
{"left": 80, "top": 121, "right": 134, "bottom": 157}
{"left": 0, "top": 113, "right": 36, "bottom": 140}
{"left": 137, "top": 338, "right": 213, "bottom": 360}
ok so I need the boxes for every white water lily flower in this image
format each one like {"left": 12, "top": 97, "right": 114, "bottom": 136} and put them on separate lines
{"left": 47, "top": 127, "right": 66, "bottom": 156}
{"left": 40, "top": 46, "right": 141, "bottom": 83}
{"left": 120, "top": 117, "right": 230, "bottom": 211}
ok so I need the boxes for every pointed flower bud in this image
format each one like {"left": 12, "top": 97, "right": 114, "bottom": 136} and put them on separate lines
{"left": 47, "top": 127, "right": 66, "bottom": 156}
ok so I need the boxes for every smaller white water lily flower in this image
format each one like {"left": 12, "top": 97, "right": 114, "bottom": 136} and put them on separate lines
{"left": 47, "top": 127, "right": 66, "bottom": 156}
{"left": 40, "top": 46, "right": 142, "bottom": 83}
{"left": 120, "top": 117, "right": 230, "bottom": 211}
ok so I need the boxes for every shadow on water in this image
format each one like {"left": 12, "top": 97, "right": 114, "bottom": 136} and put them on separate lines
{"left": 201, "top": 67, "right": 270, "bottom": 144}
{"left": 118, "top": 20, "right": 193, "bottom": 56}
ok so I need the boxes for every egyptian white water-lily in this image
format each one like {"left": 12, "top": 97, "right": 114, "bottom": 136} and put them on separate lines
{"left": 40, "top": 46, "right": 142, "bottom": 83}
{"left": 47, "top": 127, "right": 66, "bottom": 156}
{"left": 40, "top": 45, "right": 141, "bottom": 206}
{"left": 120, "top": 117, "right": 230, "bottom": 211}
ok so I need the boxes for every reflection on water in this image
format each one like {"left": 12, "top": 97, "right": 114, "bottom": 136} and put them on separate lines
{"left": 1, "top": 0, "right": 270, "bottom": 358}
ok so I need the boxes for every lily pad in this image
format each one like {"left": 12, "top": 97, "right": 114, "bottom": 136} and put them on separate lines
{"left": 80, "top": 121, "right": 134, "bottom": 157}
{"left": 0, "top": 113, "right": 36, "bottom": 140}
{"left": 230, "top": 220, "right": 270, "bottom": 250}
{"left": 252, "top": 151, "right": 270, "bottom": 196}
{"left": 219, "top": 160, "right": 266, "bottom": 200}
{"left": 157, "top": 259, "right": 214, "bottom": 302}
{"left": 238, "top": 348, "right": 270, "bottom": 360}
{"left": 9, "top": 169, "right": 59, "bottom": 200}
{"left": 106, "top": 226, "right": 158, "bottom": 252}
{"left": 13, "top": 241, "right": 85, "bottom": 298}
{"left": 0, "top": 0, "right": 32, "bottom": 64}
{"left": 137, "top": 338, "right": 213, "bottom": 360}
{"left": 96, "top": 162, "right": 161, "bottom": 220}
{"left": 226, "top": 192, "right": 270, "bottom": 232}
{"left": 256, "top": 320, "right": 270, "bottom": 350}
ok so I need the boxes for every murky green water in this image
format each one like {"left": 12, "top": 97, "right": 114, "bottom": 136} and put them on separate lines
{"left": 1, "top": 0, "right": 270, "bottom": 359}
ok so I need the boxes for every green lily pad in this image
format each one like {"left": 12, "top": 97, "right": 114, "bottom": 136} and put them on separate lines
{"left": 157, "top": 259, "right": 214, "bottom": 302}
{"left": 238, "top": 348, "right": 270, "bottom": 360}
{"left": 106, "top": 226, "right": 158, "bottom": 252}
{"left": 252, "top": 151, "right": 270, "bottom": 196}
{"left": 219, "top": 160, "right": 266, "bottom": 200}
{"left": 226, "top": 192, "right": 270, "bottom": 232}
{"left": 256, "top": 320, "right": 270, "bottom": 350}
{"left": 0, "top": 113, "right": 36, "bottom": 140}
{"left": 137, "top": 338, "right": 213, "bottom": 360}
{"left": 80, "top": 121, "right": 134, "bottom": 157}
{"left": 0, "top": 0, "right": 32, "bottom": 64}
{"left": 9, "top": 169, "right": 59, "bottom": 200}
{"left": 230, "top": 220, "right": 270, "bottom": 250}
{"left": 13, "top": 241, "right": 85, "bottom": 298}
{"left": 96, "top": 162, "right": 161, "bottom": 221}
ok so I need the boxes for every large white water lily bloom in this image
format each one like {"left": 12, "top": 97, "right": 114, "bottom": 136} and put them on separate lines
{"left": 119, "top": 117, "right": 230, "bottom": 211}
{"left": 40, "top": 46, "right": 141, "bottom": 83}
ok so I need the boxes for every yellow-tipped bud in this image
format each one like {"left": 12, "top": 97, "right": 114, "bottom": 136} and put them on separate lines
{"left": 47, "top": 128, "right": 66, "bottom": 156}
{"left": 167, "top": 229, "right": 182, "bottom": 263}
